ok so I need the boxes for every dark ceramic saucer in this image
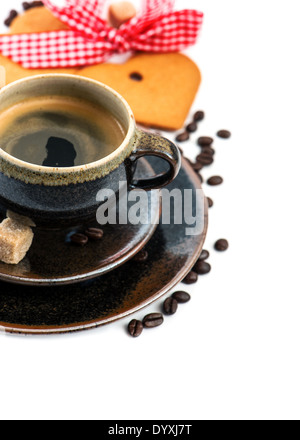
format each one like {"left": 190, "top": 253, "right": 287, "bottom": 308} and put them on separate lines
{"left": 0, "top": 158, "right": 208, "bottom": 334}
{"left": 0, "top": 159, "right": 160, "bottom": 286}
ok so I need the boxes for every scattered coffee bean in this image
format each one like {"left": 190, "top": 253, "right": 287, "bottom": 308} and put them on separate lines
{"left": 197, "top": 154, "right": 214, "bottom": 166}
{"left": 172, "top": 291, "right": 191, "bottom": 304}
{"left": 199, "top": 249, "right": 210, "bottom": 261}
{"left": 193, "top": 260, "right": 211, "bottom": 275}
{"left": 4, "top": 10, "right": 18, "bottom": 26}
{"left": 133, "top": 249, "right": 149, "bottom": 262}
{"left": 207, "top": 197, "right": 214, "bottom": 208}
{"left": 186, "top": 122, "right": 198, "bottom": 133}
{"left": 192, "top": 161, "right": 203, "bottom": 172}
{"left": 198, "top": 173, "right": 203, "bottom": 183}
{"left": 207, "top": 176, "right": 223, "bottom": 186}
{"left": 70, "top": 233, "right": 88, "bottom": 246}
{"left": 128, "top": 319, "right": 143, "bottom": 337}
{"left": 84, "top": 227, "right": 104, "bottom": 240}
{"left": 176, "top": 131, "right": 190, "bottom": 142}
{"left": 163, "top": 297, "right": 178, "bottom": 315}
{"left": 193, "top": 110, "right": 205, "bottom": 122}
{"left": 143, "top": 313, "right": 164, "bottom": 328}
{"left": 217, "top": 129, "right": 231, "bottom": 139}
{"left": 182, "top": 271, "right": 198, "bottom": 284}
{"left": 201, "top": 147, "right": 215, "bottom": 156}
{"left": 214, "top": 239, "right": 229, "bottom": 251}
{"left": 198, "top": 136, "right": 213, "bottom": 147}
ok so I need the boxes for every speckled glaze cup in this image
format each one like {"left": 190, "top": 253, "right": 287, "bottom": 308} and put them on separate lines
{"left": 0, "top": 74, "right": 180, "bottom": 227}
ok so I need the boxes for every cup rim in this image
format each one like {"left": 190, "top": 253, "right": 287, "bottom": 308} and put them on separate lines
{"left": 0, "top": 74, "right": 136, "bottom": 174}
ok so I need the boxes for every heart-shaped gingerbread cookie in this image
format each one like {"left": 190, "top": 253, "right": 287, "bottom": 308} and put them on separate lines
{"left": 1, "top": 5, "right": 201, "bottom": 130}
{"left": 79, "top": 53, "right": 201, "bottom": 130}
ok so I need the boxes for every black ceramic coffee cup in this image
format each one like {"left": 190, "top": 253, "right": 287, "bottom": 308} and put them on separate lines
{"left": 0, "top": 74, "right": 180, "bottom": 227}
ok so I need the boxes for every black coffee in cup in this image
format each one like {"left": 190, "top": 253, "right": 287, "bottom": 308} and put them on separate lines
{"left": 0, "top": 95, "right": 126, "bottom": 167}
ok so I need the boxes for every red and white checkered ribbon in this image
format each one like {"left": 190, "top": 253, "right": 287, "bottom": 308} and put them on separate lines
{"left": 0, "top": 0, "right": 203, "bottom": 68}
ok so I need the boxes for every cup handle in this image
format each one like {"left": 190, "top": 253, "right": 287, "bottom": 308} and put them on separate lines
{"left": 129, "top": 129, "right": 181, "bottom": 191}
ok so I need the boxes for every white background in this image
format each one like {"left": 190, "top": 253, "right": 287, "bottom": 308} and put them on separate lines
{"left": 0, "top": 0, "right": 300, "bottom": 421}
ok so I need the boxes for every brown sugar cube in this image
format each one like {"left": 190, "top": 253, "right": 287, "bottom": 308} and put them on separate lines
{"left": 0, "top": 218, "right": 34, "bottom": 265}
{"left": 108, "top": 1, "right": 137, "bottom": 28}
{"left": 7, "top": 210, "right": 36, "bottom": 227}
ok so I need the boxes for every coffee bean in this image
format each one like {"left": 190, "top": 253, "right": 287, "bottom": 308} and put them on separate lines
{"left": 182, "top": 271, "right": 198, "bottom": 284}
{"left": 163, "top": 297, "right": 178, "bottom": 315}
{"left": 176, "top": 131, "right": 190, "bottom": 142}
{"left": 84, "top": 227, "right": 104, "bottom": 240}
{"left": 214, "top": 239, "right": 229, "bottom": 251}
{"left": 143, "top": 313, "right": 164, "bottom": 328}
{"left": 199, "top": 249, "right": 210, "bottom": 261}
{"left": 128, "top": 319, "right": 143, "bottom": 337}
{"left": 193, "top": 111, "right": 205, "bottom": 122}
{"left": 201, "top": 147, "right": 215, "bottom": 156}
{"left": 193, "top": 260, "right": 211, "bottom": 275}
{"left": 198, "top": 173, "right": 203, "bottom": 183}
{"left": 172, "top": 291, "right": 191, "bottom": 304}
{"left": 70, "top": 233, "right": 88, "bottom": 246}
{"left": 207, "top": 197, "right": 214, "bottom": 208}
{"left": 207, "top": 176, "right": 223, "bottom": 186}
{"left": 192, "top": 161, "right": 203, "bottom": 171}
{"left": 198, "top": 136, "right": 213, "bottom": 146}
{"left": 197, "top": 154, "right": 214, "bottom": 166}
{"left": 197, "top": 151, "right": 214, "bottom": 162}
{"left": 133, "top": 249, "right": 149, "bottom": 262}
{"left": 217, "top": 129, "right": 231, "bottom": 139}
{"left": 186, "top": 122, "right": 198, "bottom": 133}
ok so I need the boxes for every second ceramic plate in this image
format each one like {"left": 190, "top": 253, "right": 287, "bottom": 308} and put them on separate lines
{"left": 0, "top": 157, "right": 208, "bottom": 335}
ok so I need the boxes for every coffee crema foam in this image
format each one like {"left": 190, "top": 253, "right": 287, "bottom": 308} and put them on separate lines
{"left": 0, "top": 96, "right": 126, "bottom": 167}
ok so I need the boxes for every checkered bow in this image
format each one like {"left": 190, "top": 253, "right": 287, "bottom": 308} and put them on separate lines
{"left": 0, "top": 0, "right": 203, "bottom": 68}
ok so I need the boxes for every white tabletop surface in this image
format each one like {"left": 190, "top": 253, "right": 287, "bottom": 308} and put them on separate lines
{"left": 0, "top": 0, "right": 300, "bottom": 421}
